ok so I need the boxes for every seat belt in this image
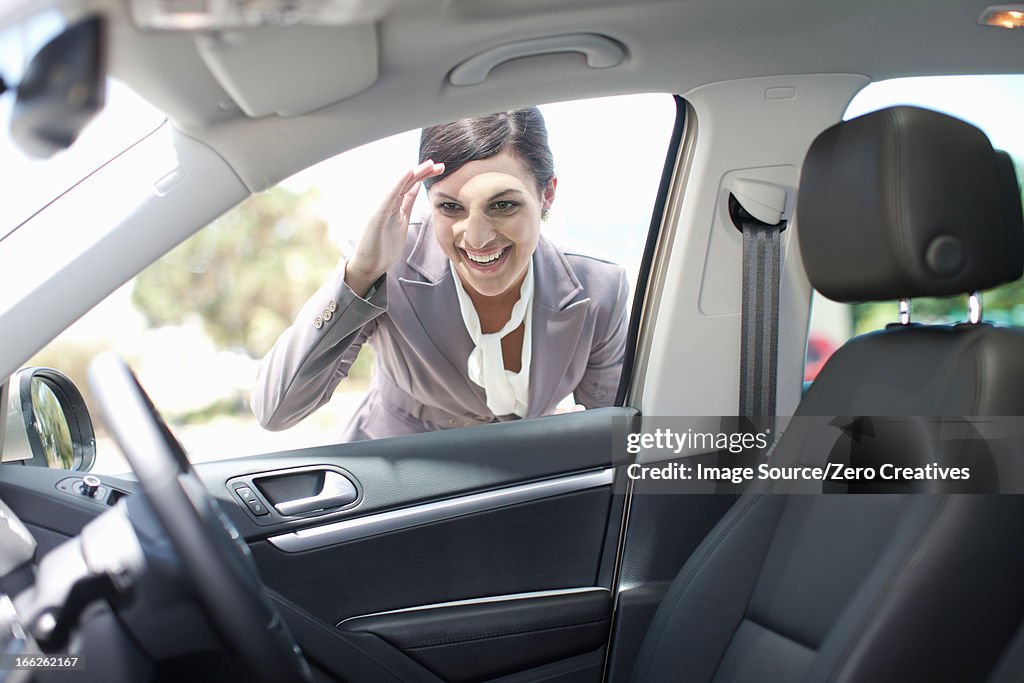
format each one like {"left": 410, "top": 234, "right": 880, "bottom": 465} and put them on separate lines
{"left": 728, "top": 180, "right": 788, "bottom": 426}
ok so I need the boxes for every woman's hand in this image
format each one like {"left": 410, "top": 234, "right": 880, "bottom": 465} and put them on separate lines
{"left": 344, "top": 160, "right": 445, "bottom": 297}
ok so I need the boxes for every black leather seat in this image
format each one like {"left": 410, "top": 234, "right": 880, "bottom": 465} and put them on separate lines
{"left": 630, "top": 107, "right": 1024, "bottom": 682}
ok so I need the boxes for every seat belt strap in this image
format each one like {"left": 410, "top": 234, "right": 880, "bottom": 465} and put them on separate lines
{"left": 730, "top": 193, "right": 787, "bottom": 422}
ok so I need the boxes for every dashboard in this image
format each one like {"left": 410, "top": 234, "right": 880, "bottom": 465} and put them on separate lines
{"left": 0, "top": 362, "right": 261, "bottom": 683}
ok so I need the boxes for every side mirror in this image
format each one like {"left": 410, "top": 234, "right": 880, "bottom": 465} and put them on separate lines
{"left": 9, "top": 16, "right": 106, "bottom": 159}
{"left": 3, "top": 368, "right": 96, "bottom": 471}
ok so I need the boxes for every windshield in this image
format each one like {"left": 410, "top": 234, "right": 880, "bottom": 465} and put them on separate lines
{"left": 0, "top": 12, "right": 166, "bottom": 240}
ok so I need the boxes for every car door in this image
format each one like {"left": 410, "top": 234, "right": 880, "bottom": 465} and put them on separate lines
{"left": 195, "top": 408, "right": 631, "bottom": 682}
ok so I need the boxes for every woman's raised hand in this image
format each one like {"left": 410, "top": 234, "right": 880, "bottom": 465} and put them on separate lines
{"left": 345, "top": 160, "right": 445, "bottom": 297}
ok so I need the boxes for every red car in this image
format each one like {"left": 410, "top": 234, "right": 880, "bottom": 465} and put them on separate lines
{"left": 805, "top": 332, "right": 839, "bottom": 382}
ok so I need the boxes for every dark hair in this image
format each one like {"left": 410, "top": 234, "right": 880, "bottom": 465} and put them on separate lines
{"left": 419, "top": 107, "right": 555, "bottom": 192}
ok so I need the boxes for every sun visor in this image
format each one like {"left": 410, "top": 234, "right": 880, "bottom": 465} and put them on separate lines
{"left": 195, "top": 24, "right": 378, "bottom": 118}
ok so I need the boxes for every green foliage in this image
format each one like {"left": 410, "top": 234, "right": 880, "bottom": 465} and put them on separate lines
{"left": 132, "top": 187, "right": 342, "bottom": 359}
{"left": 345, "top": 344, "right": 376, "bottom": 391}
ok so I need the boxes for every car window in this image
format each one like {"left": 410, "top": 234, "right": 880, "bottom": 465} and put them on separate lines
{"left": 28, "top": 93, "right": 677, "bottom": 473}
{"left": 0, "top": 8, "right": 166, "bottom": 240}
{"left": 804, "top": 75, "right": 1024, "bottom": 383}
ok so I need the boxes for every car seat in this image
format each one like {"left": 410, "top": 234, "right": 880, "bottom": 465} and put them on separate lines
{"left": 629, "top": 107, "right": 1024, "bottom": 682}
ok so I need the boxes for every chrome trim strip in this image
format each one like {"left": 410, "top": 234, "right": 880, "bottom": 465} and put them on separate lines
{"left": 267, "top": 468, "right": 615, "bottom": 553}
{"left": 898, "top": 298, "right": 911, "bottom": 325}
{"left": 968, "top": 291, "right": 983, "bottom": 324}
{"left": 336, "top": 587, "right": 609, "bottom": 627}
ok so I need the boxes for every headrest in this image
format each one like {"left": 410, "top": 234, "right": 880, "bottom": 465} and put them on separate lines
{"left": 797, "top": 106, "right": 1024, "bottom": 302}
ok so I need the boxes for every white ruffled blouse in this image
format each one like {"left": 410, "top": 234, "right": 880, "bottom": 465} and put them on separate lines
{"left": 449, "top": 258, "right": 534, "bottom": 418}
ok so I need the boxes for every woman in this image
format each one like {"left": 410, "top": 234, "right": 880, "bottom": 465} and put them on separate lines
{"left": 252, "top": 107, "right": 629, "bottom": 441}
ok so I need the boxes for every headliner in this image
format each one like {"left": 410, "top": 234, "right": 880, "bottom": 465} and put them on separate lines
{"left": 29, "top": 0, "right": 1024, "bottom": 189}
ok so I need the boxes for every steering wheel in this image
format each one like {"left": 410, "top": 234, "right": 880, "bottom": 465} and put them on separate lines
{"left": 88, "top": 353, "right": 312, "bottom": 682}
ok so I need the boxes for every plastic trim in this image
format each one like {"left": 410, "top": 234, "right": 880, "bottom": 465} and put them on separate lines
{"left": 449, "top": 34, "right": 625, "bottom": 86}
{"left": 267, "top": 468, "right": 615, "bottom": 553}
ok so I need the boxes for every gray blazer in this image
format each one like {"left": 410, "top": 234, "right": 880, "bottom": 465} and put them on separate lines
{"left": 252, "top": 218, "right": 629, "bottom": 441}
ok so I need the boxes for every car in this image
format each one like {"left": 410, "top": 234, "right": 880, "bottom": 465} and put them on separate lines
{"left": 802, "top": 333, "right": 837, "bottom": 383}
{"left": 1, "top": 1, "right": 1024, "bottom": 682}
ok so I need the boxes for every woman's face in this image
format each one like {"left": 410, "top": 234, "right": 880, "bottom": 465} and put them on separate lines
{"left": 429, "top": 150, "right": 556, "bottom": 299}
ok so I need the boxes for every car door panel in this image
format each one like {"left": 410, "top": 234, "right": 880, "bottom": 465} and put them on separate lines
{"left": 248, "top": 486, "right": 612, "bottom": 623}
{"left": 269, "top": 593, "right": 446, "bottom": 683}
{"left": 192, "top": 406, "right": 636, "bottom": 682}
{"left": 198, "top": 408, "right": 632, "bottom": 538}
{"left": 338, "top": 588, "right": 611, "bottom": 682}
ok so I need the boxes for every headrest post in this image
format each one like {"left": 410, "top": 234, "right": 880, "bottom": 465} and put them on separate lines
{"left": 898, "top": 298, "right": 912, "bottom": 325}
{"left": 968, "top": 292, "right": 983, "bottom": 324}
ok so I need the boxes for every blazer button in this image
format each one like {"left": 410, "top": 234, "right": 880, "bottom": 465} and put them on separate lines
{"left": 313, "top": 316, "right": 323, "bottom": 329}
{"left": 323, "top": 309, "right": 333, "bottom": 322}
{"left": 448, "top": 419, "right": 456, "bottom": 426}
{"left": 328, "top": 299, "right": 337, "bottom": 312}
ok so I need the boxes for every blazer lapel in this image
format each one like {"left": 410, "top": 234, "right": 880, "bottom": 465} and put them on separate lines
{"left": 526, "top": 235, "right": 590, "bottom": 418}
{"left": 397, "top": 221, "right": 489, "bottom": 410}
{"left": 398, "top": 221, "right": 590, "bottom": 419}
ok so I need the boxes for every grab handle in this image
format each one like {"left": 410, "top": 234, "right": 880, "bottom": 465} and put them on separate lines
{"left": 449, "top": 33, "right": 625, "bottom": 86}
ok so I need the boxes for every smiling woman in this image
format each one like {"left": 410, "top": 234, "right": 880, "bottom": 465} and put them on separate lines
{"left": 252, "top": 107, "right": 631, "bottom": 441}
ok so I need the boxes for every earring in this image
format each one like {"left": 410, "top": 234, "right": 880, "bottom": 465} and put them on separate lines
{"left": 541, "top": 208, "right": 550, "bottom": 221}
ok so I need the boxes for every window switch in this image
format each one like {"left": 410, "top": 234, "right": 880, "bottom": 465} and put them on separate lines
{"left": 244, "top": 497, "right": 269, "bottom": 516}
{"left": 234, "top": 486, "right": 269, "bottom": 516}
{"left": 234, "top": 486, "right": 256, "bottom": 502}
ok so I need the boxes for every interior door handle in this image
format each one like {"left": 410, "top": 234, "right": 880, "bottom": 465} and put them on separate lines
{"left": 274, "top": 471, "right": 358, "bottom": 516}
{"left": 448, "top": 33, "right": 626, "bottom": 86}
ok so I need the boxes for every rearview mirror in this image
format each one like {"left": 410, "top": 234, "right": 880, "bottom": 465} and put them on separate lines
{"left": 9, "top": 16, "right": 106, "bottom": 159}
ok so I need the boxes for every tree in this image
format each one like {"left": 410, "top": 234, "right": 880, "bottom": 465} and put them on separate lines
{"left": 132, "top": 187, "right": 343, "bottom": 358}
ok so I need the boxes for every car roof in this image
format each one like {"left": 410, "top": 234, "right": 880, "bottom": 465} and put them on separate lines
{"left": 15, "top": 0, "right": 1019, "bottom": 191}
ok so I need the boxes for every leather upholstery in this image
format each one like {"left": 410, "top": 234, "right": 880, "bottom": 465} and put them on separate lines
{"left": 802, "top": 323, "right": 1024, "bottom": 416}
{"left": 631, "top": 495, "right": 1024, "bottom": 682}
{"left": 630, "top": 108, "right": 1024, "bottom": 681}
{"left": 798, "top": 106, "right": 1023, "bottom": 302}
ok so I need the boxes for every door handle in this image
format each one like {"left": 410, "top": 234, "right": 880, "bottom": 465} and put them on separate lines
{"left": 274, "top": 471, "right": 358, "bottom": 516}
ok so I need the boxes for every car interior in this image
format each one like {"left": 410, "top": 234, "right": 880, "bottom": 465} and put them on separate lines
{"left": 1, "top": 1, "right": 1024, "bottom": 682}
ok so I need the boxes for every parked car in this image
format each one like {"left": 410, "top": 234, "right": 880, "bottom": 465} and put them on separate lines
{"left": 2, "top": 1, "right": 1024, "bottom": 682}
{"left": 803, "top": 333, "right": 837, "bottom": 383}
